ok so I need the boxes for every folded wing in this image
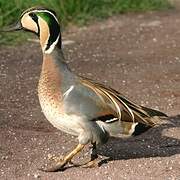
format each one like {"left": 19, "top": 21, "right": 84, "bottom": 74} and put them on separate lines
{"left": 80, "top": 77, "right": 167, "bottom": 136}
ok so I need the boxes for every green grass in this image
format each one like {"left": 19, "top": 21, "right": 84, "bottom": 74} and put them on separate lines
{"left": 0, "top": 0, "right": 171, "bottom": 45}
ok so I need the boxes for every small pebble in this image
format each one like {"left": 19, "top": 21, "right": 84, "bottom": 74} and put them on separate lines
{"left": 34, "top": 174, "right": 40, "bottom": 178}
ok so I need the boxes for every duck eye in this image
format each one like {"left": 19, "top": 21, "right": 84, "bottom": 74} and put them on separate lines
{"left": 29, "top": 13, "right": 38, "bottom": 21}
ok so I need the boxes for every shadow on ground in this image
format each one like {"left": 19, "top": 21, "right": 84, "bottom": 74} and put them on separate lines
{"left": 97, "top": 115, "right": 180, "bottom": 163}
{"left": 37, "top": 115, "right": 180, "bottom": 172}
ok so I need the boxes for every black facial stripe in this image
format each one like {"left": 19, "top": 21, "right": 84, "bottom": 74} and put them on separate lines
{"left": 29, "top": 13, "right": 40, "bottom": 36}
{"left": 45, "top": 13, "right": 60, "bottom": 51}
{"left": 36, "top": 21, "right": 40, "bottom": 36}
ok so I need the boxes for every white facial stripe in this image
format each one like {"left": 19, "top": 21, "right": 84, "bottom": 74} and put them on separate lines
{"left": 44, "top": 35, "right": 60, "bottom": 54}
{"left": 30, "top": 10, "right": 59, "bottom": 24}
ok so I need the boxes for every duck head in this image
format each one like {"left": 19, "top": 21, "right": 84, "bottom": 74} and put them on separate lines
{"left": 3, "top": 7, "right": 61, "bottom": 54}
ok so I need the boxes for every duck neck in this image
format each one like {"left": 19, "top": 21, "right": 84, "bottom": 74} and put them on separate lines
{"left": 42, "top": 48, "right": 76, "bottom": 92}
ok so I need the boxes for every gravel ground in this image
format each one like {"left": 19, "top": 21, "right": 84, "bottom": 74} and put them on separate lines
{"left": 0, "top": 10, "right": 180, "bottom": 180}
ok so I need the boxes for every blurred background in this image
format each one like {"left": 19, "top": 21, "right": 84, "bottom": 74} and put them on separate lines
{"left": 0, "top": 0, "right": 173, "bottom": 45}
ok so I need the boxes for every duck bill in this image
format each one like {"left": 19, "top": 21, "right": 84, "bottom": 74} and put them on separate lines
{"left": 1, "top": 21, "right": 22, "bottom": 32}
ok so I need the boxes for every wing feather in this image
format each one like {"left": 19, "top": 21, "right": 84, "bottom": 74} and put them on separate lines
{"left": 80, "top": 77, "right": 166, "bottom": 127}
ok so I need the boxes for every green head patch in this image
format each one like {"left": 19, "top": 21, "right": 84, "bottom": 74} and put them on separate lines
{"left": 35, "top": 11, "right": 61, "bottom": 51}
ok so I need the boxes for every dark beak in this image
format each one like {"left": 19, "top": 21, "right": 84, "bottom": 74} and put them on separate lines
{"left": 1, "top": 21, "right": 22, "bottom": 32}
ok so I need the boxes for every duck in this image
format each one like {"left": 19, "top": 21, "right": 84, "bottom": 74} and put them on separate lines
{"left": 2, "top": 7, "right": 167, "bottom": 172}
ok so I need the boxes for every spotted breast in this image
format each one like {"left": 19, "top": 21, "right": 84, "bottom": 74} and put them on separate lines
{"left": 38, "top": 54, "right": 83, "bottom": 136}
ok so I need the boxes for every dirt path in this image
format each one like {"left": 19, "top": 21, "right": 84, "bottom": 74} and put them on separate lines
{"left": 0, "top": 10, "right": 180, "bottom": 180}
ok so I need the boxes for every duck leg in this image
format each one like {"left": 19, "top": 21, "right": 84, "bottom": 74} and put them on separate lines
{"left": 40, "top": 144, "right": 85, "bottom": 172}
{"left": 69, "top": 142, "right": 99, "bottom": 168}
{"left": 82, "top": 142, "right": 99, "bottom": 168}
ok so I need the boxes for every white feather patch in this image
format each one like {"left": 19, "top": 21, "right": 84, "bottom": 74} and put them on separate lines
{"left": 105, "top": 117, "right": 118, "bottom": 123}
{"left": 63, "top": 85, "right": 74, "bottom": 99}
{"left": 44, "top": 35, "right": 60, "bottom": 54}
{"left": 129, "top": 122, "right": 138, "bottom": 135}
